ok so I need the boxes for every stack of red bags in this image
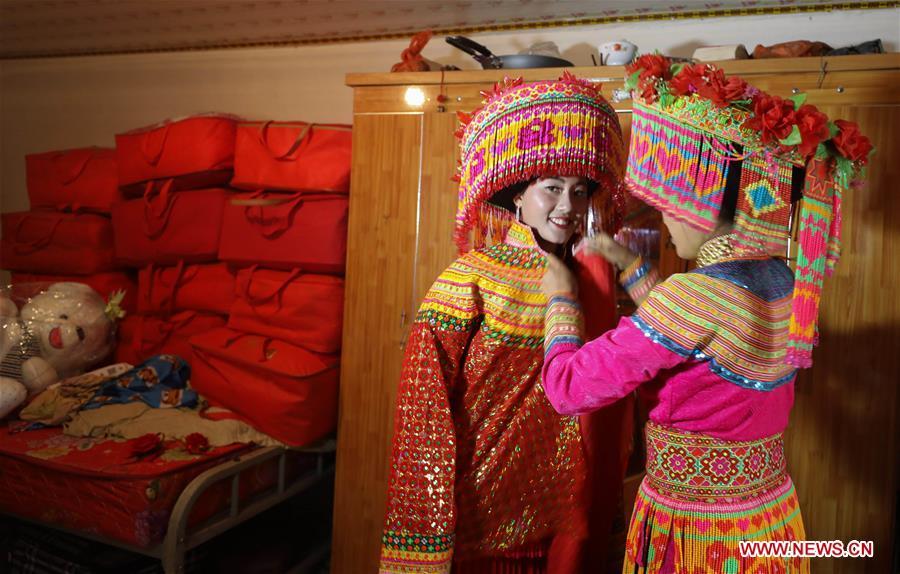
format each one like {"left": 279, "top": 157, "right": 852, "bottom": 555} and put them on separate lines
{"left": 2, "top": 147, "right": 137, "bottom": 312}
{"left": 111, "top": 115, "right": 238, "bottom": 366}
{"left": 189, "top": 120, "right": 352, "bottom": 447}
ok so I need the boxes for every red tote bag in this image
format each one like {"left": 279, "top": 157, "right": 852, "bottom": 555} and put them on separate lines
{"left": 115, "top": 115, "right": 237, "bottom": 195}
{"left": 11, "top": 271, "right": 138, "bottom": 313}
{"left": 227, "top": 266, "right": 344, "bottom": 353}
{"left": 190, "top": 328, "right": 339, "bottom": 447}
{"left": 0, "top": 211, "right": 116, "bottom": 275}
{"left": 231, "top": 122, "right": 352, "bottom": 193}
{"left": 218, "top": 192, "right": 347, "bottom": 274}
{"left": 115, "top": 311, "right": 226, "bottom": 365}
{"left": 138, "top": 262, "right": 235, "bottom": 315}
{"left": 112, "top": 182, "right": 226, "bottom": 266}
{"left": 26, "top": 147, "right": 122, "bottom": 213}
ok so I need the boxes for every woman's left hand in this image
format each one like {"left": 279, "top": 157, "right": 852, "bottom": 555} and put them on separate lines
{"left": 541, "top": 253, "right": 577, "bottom": 298}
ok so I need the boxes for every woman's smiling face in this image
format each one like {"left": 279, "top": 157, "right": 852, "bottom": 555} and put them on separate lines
{"left": 514, "top": 176, "right": 590, "bottom": 249}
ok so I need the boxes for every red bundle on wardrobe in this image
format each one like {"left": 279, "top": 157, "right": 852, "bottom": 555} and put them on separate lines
{"left": 0, "top": 211, "right": 116, "bottom": 275}
{"left": 11, "top": 271, "right": 138, "bottom": 313}
{"left": 231, "top": 122, "right": 352, "bottom": 193}
{"left": 26, "top": 147, "right": 122, "bottom": 213}
{"left": 112, "top": 183, "right": 226, "bottom": 266}
{"left": 190, "top": 328, "right": 339, "bottom": 447}
{"left": 138, "top": 262, "right": 235, "bottom": 315}
{"left": 115, "top": 115, "right": 237, "bottom": 195}
{"left": 115, "top": 311, "right": 226, "bottom": 365}
{"left": 218, "top": 192, "right": 348, "bottom": 274}
{"left": 227, "top": 266, "right": 344, "bottom": 354}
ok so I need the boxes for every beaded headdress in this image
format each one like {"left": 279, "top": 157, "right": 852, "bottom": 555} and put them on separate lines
{"left": 623, "top": 55, "right": 873, "bottom": 367}
{"left": 455, "top": 72, "right": 627, "bottom": 252}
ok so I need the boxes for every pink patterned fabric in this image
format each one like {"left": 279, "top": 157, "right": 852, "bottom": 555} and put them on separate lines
{"left": 542, "top": 317, "right": 794, "bottom": 441}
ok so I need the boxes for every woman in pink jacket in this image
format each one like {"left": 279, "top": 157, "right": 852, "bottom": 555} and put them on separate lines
{"left": 540, "top": 56, "right": 872, "bottom": 574}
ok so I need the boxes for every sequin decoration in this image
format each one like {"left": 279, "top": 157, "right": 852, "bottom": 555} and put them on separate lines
{"left": 380, "top": 222, "right": 591, "bottom": 572}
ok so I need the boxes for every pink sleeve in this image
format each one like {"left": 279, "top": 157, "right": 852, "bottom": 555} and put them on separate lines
{"left": 543, "top": 296, "right": 684, "bottom": 416}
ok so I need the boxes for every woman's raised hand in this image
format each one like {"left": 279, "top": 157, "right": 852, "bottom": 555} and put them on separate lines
{"left": 580, "top": 232, "right": 638, "bottom": 270}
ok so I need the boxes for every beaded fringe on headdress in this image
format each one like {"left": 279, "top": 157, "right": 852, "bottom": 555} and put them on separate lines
{"left": 455, "top": 72, "right": 627, "bottom": 252}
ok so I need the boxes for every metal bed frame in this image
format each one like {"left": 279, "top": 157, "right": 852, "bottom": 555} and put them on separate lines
{"left": 4, "top": 441, "right": 335, "bottom": 574}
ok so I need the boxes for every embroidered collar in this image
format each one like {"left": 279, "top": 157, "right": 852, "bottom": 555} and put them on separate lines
{"left": 505, "top": 220, "right": 542, "bottom": 250}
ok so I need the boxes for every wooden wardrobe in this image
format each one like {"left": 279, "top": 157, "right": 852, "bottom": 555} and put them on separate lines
{"left": 333, "top": 54, "right": 900, "bottom": 574}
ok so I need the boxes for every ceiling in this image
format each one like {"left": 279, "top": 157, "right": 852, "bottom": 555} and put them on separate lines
{"left": 0, "top": 0, "right": 880, "bottom": 59}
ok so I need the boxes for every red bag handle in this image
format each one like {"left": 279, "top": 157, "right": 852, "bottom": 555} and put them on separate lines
{"left": 144, "top": 260, "right": 191, "bottom": 315}
{"left": 237, "top": 191, "right": 304, "bottom": 238}
{"left": 140, "top": 123, "right": 172, "bottom": 166}
{"left": 257, "top": 121, "right": 314, "bottom": 161}
{"left": 12, "top": 214, "right": 64, "bottom": 255}
{"left": 136, "top": 310, "right": 197, "bottom": 354}
{"left": 51, "top": 149, "right": 94, "bottom": 185}
{"left": 142, "top": 179, "right": 177, "bottom": 238}
{"left": 238, "top": 265, "right": 302, "bottom": 310}
{"left": 220, "top": 330, "right": 273, "bottom": 363}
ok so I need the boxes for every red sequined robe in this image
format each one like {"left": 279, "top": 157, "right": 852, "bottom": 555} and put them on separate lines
{"left": 380, "top": 222, "right": 631, "bottom": 574}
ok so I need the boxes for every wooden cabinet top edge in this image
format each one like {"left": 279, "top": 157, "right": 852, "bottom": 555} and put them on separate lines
{"left": 346, "top": 53, "right": 900, "bottom": 87}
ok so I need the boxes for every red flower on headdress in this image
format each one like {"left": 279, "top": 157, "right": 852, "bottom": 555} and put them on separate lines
{"left": 626, "top": 54, "right": 672, "bottom": 103}
{"left": 794, "top": 104, "right": 830, "bottom": 157}
{"left": 702, "top": 69, "right": 750, "bottom": 107}
{"left": 744, "top": 94, "right": 797, "bottom": 145}
{"left": 832, "top": 119, "right": 873, "bottom": 164}
{"left": 627, "top": 54, "right": 672, "bottom": 83}
{"left": 669, "top": 63, "right": 708, "bottom": 97}
{"left": 670, "top": 64, "right": 748, "bottom": 107}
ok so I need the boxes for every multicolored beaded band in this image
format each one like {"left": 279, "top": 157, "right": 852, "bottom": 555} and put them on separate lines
{"left": 544, "top": 293, "right": 584, "bottom": 353}
{"left": 644, "top": 422, "right": 787, "bottom": 503}
{"left": 619, "top": 255, "right": 660, "bottom": 302}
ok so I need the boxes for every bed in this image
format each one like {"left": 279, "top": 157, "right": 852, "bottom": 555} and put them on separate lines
{"left": 0, "top": 425, "right": 334, "bottom": 573}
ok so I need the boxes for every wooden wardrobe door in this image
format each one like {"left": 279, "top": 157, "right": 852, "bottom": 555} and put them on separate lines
{"left": 783, "top": 102, "right": 899, "bottom": 574}
{"left": 413, "top": 112, "right": 463, "bottom": 303}
{"left": 332, "top": 114, "right": 423, "bottom": 574}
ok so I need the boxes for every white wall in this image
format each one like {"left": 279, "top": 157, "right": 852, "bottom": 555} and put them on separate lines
{"left": 1, "top": 7, "right": 897, "bottom": 214}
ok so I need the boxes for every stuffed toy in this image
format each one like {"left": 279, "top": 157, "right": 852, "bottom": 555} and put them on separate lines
{"left": 0, "top": 282, "right": 124, "bottom": 419}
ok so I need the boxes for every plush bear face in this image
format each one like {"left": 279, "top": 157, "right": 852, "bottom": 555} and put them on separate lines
{"left": 19, "top": 282, "right": 114, "bottom": 378}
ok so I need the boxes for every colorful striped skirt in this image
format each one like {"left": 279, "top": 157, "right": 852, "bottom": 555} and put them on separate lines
{"left": 623, "top": 423, "right": 809, "bottom": 573}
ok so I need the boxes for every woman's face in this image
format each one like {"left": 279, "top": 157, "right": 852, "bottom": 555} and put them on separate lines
{"left": 514, "top": 176, "right": 590, "bottom": 248}
{"left": 662, "top": 212, "right": 708, "bottom": 259}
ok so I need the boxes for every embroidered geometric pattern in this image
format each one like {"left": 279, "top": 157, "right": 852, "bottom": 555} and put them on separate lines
{"left": 626, "top": 102, "right": 731, "bottom": 233}
{"left": 380, "top": 531, "right": 453, "bottom": 574}
{"left": 786, "top": 157, "right": 835, "bottom": 368}
{"left": 419, "top": 223, "right": 549, "bottom": 348}
{"left": 734, "top": 154, "right": 793, "bottom": 255}
{"left": 644, "top": 423, "right": 787, "bottom": 502}
{"left": 633, "top": 257, "right": 797, "bottom": 391}
{"left": 625, "top": 423, "right": 809, "bottom": 574}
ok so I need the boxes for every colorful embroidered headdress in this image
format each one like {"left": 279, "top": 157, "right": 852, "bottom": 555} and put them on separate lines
{"left": 623, "top": 54, "right": 873, "bottom": 368}
{"left": 455, "top": 72, "right": 627, "bottom": 252}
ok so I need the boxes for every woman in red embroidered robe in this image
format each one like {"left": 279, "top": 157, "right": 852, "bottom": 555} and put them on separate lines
{"left": 379, "top": 75, "right": 631, "bottom": 573}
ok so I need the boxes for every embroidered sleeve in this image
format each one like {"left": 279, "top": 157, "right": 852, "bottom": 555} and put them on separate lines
{"left": 380, "top": 262, "right": 479, "bottom": 573}
{"left": 619, "top": 255, "right": 660, "bottom": 306}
